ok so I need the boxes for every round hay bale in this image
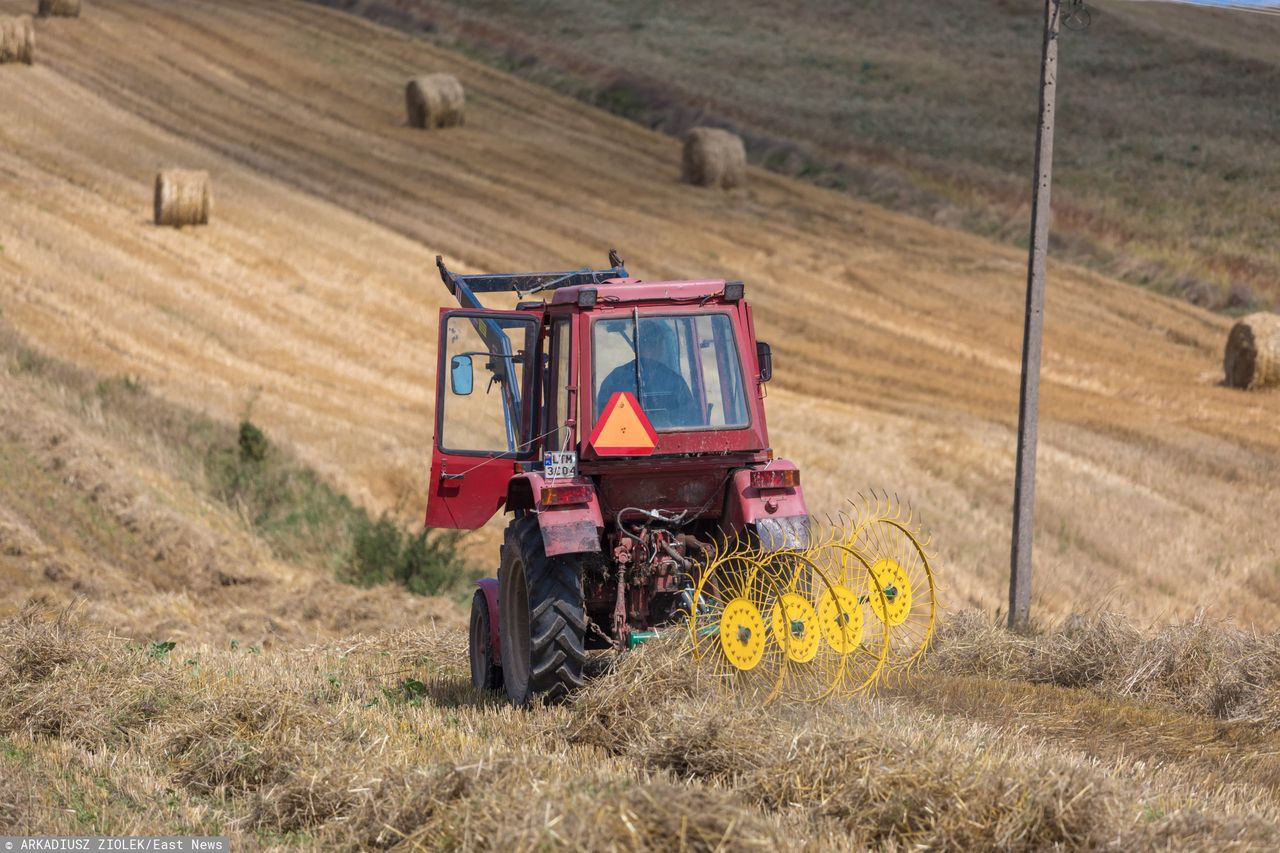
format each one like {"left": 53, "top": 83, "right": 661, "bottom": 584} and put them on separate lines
{"left": 405, "top": 74, "right": 465, "bottom": 129}
{"left": 1224, "top": 312, "right": 1280, "bottom": 391}
{"left": 37, "top": 0, "right": 80, "bottom": 18}
{"left": 682, "top": 127, "right": 747, "bottom": 190}
{"left": 0, "top": 16, "right": 34, "bottom": 65}
{"left": 153, "top": 170, "right": 212, "bottom": 228}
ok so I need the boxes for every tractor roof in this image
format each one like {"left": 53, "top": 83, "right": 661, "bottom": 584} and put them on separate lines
{"left": 435, "top": 253, "right": 743, "bottom": 311}
{"left": 550, "top": 278, "right": 735, "bottom": 306}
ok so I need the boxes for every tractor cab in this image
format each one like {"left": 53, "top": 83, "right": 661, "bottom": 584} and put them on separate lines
{"left": 426, "top": 254, "right": 809, "bottom": 704}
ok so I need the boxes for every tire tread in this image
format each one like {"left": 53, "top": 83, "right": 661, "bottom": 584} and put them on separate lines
{"left": 504, "top": 515, "right": 587, "bottom": 704}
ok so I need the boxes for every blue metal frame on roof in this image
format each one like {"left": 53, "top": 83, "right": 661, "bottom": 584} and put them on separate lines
{"left": 436, "top": 253, "right": 628, "bottom": 306}
{"left": 435, "top": 252, "right": 629, "bottom": 455}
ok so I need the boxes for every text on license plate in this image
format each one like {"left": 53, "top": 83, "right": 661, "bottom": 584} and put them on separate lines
{"left": 543, "top": 451, "right": 577, "bottom": 479}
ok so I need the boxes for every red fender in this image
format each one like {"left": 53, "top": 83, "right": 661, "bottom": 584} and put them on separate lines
{"left": 475, "top": 577, "right": 499, "bottom": 660}
{"left": 508, "top": 472, "right": 603, "bottom": 556}
{"left": 722, "top": 459, "right": 810, "bottom": 550}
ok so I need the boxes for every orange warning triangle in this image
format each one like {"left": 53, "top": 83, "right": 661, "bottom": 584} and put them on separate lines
{"left": 588, "top": 392, "right": 658, "bottom": 456}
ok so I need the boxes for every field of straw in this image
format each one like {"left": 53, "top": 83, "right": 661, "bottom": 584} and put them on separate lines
{"left": 0, "top": 0, "right": 1279, "bottom": 845}
{"left": 5, "top": 601, "right": 1280, "bottom": 849}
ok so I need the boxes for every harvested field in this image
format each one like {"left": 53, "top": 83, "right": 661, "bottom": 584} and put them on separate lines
{"left": 0, "top": 1, "right": 1278, "bottom": 845}
{"left": 4, "top": 604, "right": 1280, "bottom": 848}
{"left": 0, "top": 0, "right": 1275, "bottom": 625}
{"left": 367, "top": 0, "right": 1280, "bottom": 311}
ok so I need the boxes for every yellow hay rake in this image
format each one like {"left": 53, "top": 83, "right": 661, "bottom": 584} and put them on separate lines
{"left": 685, "top": 493, "right": 938, "bottom": 702}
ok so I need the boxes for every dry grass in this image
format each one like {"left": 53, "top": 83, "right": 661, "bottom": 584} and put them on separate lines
{"left": 932, "top": 608, "right": 1280, "bottom": 729}
{"left": 0, "top": 321, "right": 464, "bottom": 647}
{"left": 4, "top": 605, "right": 1280, "bottom": 848}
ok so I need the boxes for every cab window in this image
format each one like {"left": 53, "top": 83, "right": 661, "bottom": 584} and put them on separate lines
{"left": 592, "top": 313, "right": 749, "bottom": 431}
{"left": 439, "top": 313, "right": 537, "bottom": 454}
{"left": 547, "top": 318, "right": 572, "bottom": 451}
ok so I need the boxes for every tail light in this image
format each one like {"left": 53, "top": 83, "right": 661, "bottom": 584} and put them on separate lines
{"left": 750, "top": 469, "right": 799, "bottom": 490}
{"left": 541, "top": 484, "right": 593, "bottom": 506}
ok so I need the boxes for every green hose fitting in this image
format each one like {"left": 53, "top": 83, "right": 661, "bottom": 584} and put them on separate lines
{"left": 626, "top": 630, "right": 661, "bottom": 650}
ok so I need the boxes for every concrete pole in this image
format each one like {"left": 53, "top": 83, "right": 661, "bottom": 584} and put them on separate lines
{"left": 1009, "top": 0, "right": 1062, "bottom": 630}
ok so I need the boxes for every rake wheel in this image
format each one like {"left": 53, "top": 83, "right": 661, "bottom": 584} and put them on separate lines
{"left": 687, "top": 545, "right": 789, "bottom": 704}
{"left": 844, "top": 494, "right": 938, "bottom": 676}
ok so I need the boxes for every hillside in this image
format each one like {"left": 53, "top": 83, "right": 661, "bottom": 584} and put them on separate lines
{"left": 1, "top": 0, "right": 1277, "bottom": 625}
{"left": 331, "top": 0, "right": 1280, "bottom": 312}
{"left": 0, "top": 322, "right": 461, "bottom": 645}
{"left": 3, "top": 329, "right": 1280, "bottom": 844}
{"left": 2, "top": 0, "right": 1280, "bottom": 847}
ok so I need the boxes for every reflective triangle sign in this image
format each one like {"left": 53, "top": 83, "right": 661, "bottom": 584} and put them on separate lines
{"left": 588, "top": 392, "right": 658, "bottom": 456}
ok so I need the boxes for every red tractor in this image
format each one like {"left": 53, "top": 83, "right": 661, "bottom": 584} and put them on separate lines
{"left": 426, "top": 252, "right": 809, "bottom": 705}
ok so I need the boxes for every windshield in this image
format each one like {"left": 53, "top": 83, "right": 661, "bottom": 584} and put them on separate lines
{"left": 593, "top": 313, "right": 749, "bottom": 431}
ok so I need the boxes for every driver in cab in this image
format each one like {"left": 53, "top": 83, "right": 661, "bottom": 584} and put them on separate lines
{"left": 597, "top": 323, "right": 700, "bottom": 429}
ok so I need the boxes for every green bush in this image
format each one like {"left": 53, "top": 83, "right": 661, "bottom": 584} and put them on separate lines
{"left": 348, "top": 513, "right": 467, "bottom": 596}
{"left": 205, "top": 419, "right": 470, "bottom": 596}
{"left": 0, "top": 327, "right": 470, "bottom": 599}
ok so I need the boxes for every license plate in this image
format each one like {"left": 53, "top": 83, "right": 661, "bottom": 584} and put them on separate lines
{"left": 543, "top": 451, "right": 577, "bottom": 479}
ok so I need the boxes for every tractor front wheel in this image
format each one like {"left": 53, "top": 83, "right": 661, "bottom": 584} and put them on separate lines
{"left": 499, "top": 515, "right": 587, "bottom": 705}
{"left": 469, "top": 590, "right": 502, "bottom": 692}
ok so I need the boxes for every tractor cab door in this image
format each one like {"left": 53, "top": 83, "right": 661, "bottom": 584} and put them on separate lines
{"left": 426, "top": 308, "right": 542, "bottom": 529}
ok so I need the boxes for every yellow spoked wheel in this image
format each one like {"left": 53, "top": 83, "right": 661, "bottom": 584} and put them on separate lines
{"left": 765, "top": 552, "right": 841, "bottom": 702}
{"left": 803, "top": 537, "right": 890, "bottom": 696}
{"left": 720, "top": 598, "right": 768, "bottom": 670}
{"left": 770, "top": 592, "right": 820, "bottom": 663}
{"left": 867, "top": 558, "right": 912, "bottom": 626}
{"left": 817, "top": 586, "right": 863, "bottom": 654}
{"left": 745, "top": 543, "right": 888, "bottom": 701}
{"left": 687, "top": 549, "right": 789, "bottom": 703}
{"left": 844, "top": 494, "right": 939, "bottom": 676}
{"left": 680, "top": 498, "right": 939, "bottom": 700}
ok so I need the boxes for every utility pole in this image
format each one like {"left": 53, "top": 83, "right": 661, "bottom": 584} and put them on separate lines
{"left": 1009, "top": 0, "right": 1063, "bottom": 630}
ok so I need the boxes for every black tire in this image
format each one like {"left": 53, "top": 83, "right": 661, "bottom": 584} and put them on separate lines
{"left": 469, "top": 590, "right": 502, "bottom": 692}
{"left": 499, "top": 514, "right": 587, "bottom": 705}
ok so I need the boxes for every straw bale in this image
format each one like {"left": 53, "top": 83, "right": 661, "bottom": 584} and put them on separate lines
{"left": 37, "top": 0, "right": 80, "bottom": 18}
{"left": 405, "top": 73, "right": 465, "bottom": 129}
{"left": 1223, "top": 312, "right": 1280, "bottom": 390}
{"left": 0, "top": 16, "right": 34, "bottom": 65}
{"left": 682, "top": 127, "right": 746, "bottom": 189}
{"left": 153, "top": 169, "right": 212, "bottom": 227}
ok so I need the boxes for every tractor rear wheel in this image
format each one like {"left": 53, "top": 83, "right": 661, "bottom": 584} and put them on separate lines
{"left": 499, "top": 514, "right": 587, "bottom": 705}
{"left": 469, "top": 590, "right": 502, "bottom": 692}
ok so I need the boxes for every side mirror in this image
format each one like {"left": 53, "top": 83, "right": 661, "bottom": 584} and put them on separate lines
{"left": 756, "top": 341, "right": 773, "bottom": 383}
{"left": 450, "top": 354, "right": 474, "bottom": 396}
